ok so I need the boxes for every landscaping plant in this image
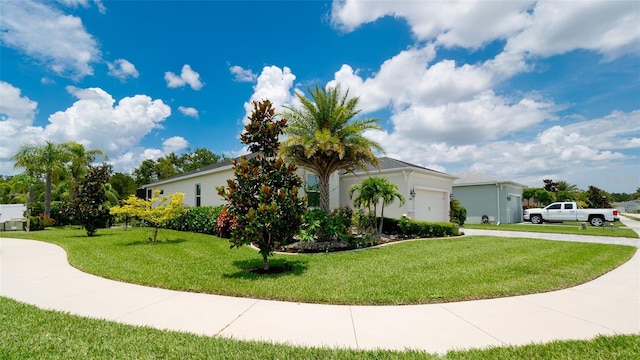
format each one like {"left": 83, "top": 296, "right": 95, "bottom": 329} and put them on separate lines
{"left": 110, "top": 191, "right": 186, "bottom": 242}
{"left": 71, "top": 165, "right": 112, "bottom": 236}
{"left": 217, "top": 100, "right": 306, "bottom": 271}
{"left": 349, "top": 176, "right": 405, "bottom": 237}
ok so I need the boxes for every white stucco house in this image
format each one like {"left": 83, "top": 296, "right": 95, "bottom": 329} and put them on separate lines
{"left": 140, "top": 154, "right": 456, "bottom": 223}
{"left": 340, "top": 157, "right": 457, "bottom": 222}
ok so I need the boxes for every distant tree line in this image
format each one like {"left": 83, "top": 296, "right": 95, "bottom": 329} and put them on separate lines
{"left": 523, "top": 179, "right": 640, "bottom": 209}
{"left": 3, "top": 141, "right": 226, "bottom": 232}
{"left": 132, "top": 148, "right": 229, "bottom": 187}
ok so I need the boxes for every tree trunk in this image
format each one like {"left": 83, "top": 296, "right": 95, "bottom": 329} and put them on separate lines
{"left": 152, "top": 226, "right": 159, "bottom": 242}
{"left": 319, "top": 172, "right": 331, "bottom": 212}
{"left": 378, "top": 205, "right": 385, "bottom": 236}
{"left": 44, "top": 173, "right": 52, "bottom": 218}
{"left": 262, "top": 254, "right": 269, "bottom": 271}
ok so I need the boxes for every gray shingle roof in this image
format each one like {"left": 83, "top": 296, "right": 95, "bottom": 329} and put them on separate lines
{"left": 453, "top": 170, "right": 526, "bottom": 187}
{"left": 350, "top": 157, "right": 455, "bottom": 178}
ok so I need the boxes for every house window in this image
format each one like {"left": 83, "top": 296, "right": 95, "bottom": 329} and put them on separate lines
{"left": 306, "top": 174, "right": 320, "bottom": 208}
{"left": 195, "top": 184, "right": 201, "bottom": 207}
{"left": 147, "top": 189, "right": 152, "bottom": 200}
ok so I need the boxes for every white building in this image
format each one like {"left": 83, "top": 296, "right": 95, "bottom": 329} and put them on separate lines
{"left": 141, "top": 155, "right": 456, "bottom": 223}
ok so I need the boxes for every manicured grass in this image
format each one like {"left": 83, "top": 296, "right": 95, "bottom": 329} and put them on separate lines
{"left": 463, "top": 223, "right": 639, "bottom": 238}
{"left": 3, "top": 226, "right": 635, "bottom": 305}
{"left": 2, "top": 296, "right": 639, "bottom": 360}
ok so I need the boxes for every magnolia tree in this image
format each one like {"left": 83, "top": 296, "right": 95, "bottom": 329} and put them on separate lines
{"left": 218, "top": 100, "right": 306, "bottom": 271}
{"left": 110, "top": 191, "right": 186, "bottom": 242}
{"left": 74, "top": 165, "right": 111, "bottom": 236}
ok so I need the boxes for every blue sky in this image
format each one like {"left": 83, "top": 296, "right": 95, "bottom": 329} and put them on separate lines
{"left": 1, "top": 0, "right": 639, "bottom": 193}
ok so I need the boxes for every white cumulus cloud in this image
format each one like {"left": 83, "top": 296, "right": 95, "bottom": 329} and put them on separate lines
{"left": 0, "top": 82, "right": 45, "bottom": 166}
{"left": 107, "top": 58, "right": 139, "bottom": 81}
{"left": 178, "top": 106, "right": 199, "bottom": 118}
{"left": 230, "top": 65, "right": 257, "bottom": 82}
{"left": 243, "top": 65, "right": 297, "bottom": 123}
{"left": 0, "top": 0, "right": 100, "bottom": 79}
{"left": 44, "top": 86, "right": 172, "bottom": 155}
{"left": 165, "top": 64, "right": 204, "bottom": 90}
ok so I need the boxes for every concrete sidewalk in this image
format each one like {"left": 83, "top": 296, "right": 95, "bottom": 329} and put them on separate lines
{"left": 1, "top": 218, "right": 639, "bottom": 354}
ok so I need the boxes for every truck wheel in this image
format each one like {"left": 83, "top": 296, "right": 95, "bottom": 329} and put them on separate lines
{"left": 590, "top": 216, "right": 604, "bottom": 227}
{"left": 530, "top": 215, "right": 542, "bottom": 224}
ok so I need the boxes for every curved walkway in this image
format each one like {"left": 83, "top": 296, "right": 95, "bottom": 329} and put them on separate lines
{"left": 1, "top": 217, "right": 639, "bottom": 354}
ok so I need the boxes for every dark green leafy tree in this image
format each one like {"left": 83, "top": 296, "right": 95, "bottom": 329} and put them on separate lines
{"left": 132, "top": 148, "right": 226, "bottom": 187}
{"left": 73, "top": 165, "right": 112, "bottom": 236}
{"left": 543, "top": 179, "right": 559, "bottom": 193}
{"left": 280, "top": 85, "right": 384, "bottom": 212}
{"left": 109, "top": 172, "right": 137, "bottom": 199}
{"left": 133, "top": 159, "right": 156, "bottom": 187}
{"left": 586, "top": 185, "right": 611, "bottom": 208}
{"left": 523, "top": 188, "right": 556, "bottom": 207}
{"left": 180, "top": 148, "right": 227, "bottom": 172}
{"left": 218, "top": 100, "right": 306, "bottom": 271}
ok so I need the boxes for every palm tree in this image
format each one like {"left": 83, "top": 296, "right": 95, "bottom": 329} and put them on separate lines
{"left": 8, "top": 173, "right": 37, "bottom": 232}
{"left": 13, "top": 141, "right": 70, "bottom": 218}
{"left": 349, "top": 176, "right": 405, "bottom": 236}
{"left": 556, "top": 180, "right": 579, "bottom": 193}
{"left": 280, "top": 85, "right": 384, "bottom": 212}
{"left": 61, "top": 141, "right": 107, "bottom": 200}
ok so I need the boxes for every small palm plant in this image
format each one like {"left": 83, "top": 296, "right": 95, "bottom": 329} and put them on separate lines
{"left": 349, "top": 176, "right": 405, "bottom": 237}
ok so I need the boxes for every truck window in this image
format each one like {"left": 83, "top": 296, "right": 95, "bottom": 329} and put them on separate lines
{"left": 547, "top": 204, "right": 561, "bottom": 210}
{"left": 564, "top": 203, "right": 574, "bottom": 209}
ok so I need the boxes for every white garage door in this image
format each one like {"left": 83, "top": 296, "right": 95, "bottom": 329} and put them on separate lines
{"left": 415, "top": 190, "right": 446, "bottom": 222}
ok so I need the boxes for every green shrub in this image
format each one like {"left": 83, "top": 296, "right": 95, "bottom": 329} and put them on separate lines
{"left": 383, "top": 217, "right": 459, "bottom": 238}
{"left": 28, "top": 201, "right": 76, "bottom": 226}
{"left": 165, "top": 205, "right": 225, "bottom": 235}
{"left": 450, "top": 199, "right": 467, "bottom": 227}
{"left": 352, "top": 208, "right": 376, "bottom": 235}
{"left": 381, "top": 217, "right": 407, "bottom": 235}
{"left": 28, "top": 216, "right": 44, "bottom": 231}
{"left": 331, "top": 206, "right": 353, "bottom": 232}
{"left": 298, "top": 207, "right": 353, "bottom": 242}
{"left": 52, "top": 201, "right": 79, "bottom": 226}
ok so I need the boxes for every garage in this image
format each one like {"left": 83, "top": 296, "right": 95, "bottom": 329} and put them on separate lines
{"left": 414, "top": 188, "right": 447, "bottom": 222}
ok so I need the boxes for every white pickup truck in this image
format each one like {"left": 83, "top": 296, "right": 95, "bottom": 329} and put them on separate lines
{"left": 523, "top": 202, "right": 619, "bottom": 227}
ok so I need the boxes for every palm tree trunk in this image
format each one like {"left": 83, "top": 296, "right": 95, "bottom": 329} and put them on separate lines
{"left": 45, "top": 173, "right": 52, "bottom": 218}
{"left": 378, "top": 205, "right": 385, "bottom": 236}
{"left": 263, "top": 254, "right": 269, "bottom": 271}
{"left": 319, "top": 173, "right": 331, "bottom": 212}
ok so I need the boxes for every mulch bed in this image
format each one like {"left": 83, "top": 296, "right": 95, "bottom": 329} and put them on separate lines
{"left": 277, "top": 235, "right": 408, "bottom": 254}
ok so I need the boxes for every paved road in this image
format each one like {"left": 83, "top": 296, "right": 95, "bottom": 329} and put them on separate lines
{"left": 1, "top": 216, "right": 639, "bottom": 354}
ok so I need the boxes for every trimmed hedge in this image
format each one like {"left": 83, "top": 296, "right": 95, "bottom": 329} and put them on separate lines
{"left": 164, "top": 206, "right": 225, "bottom": 235}
{"left": 382, "top": 217, "right": 459, "bottom": 238}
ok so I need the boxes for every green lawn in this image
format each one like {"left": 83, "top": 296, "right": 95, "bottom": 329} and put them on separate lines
{"left": 1, "top": 296, "right": 638, "bottom": 360}
{"left": 463, "top": 223, "right": 639, "bottom": 238}
{"left": 3, "top": 226, "right": 635, "bottom": 305}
